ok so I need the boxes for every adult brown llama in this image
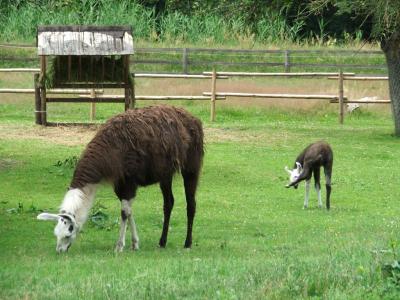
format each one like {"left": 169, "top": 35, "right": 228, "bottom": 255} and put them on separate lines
{"left": 38, "top": 105, "right": 204, "bottom": 253}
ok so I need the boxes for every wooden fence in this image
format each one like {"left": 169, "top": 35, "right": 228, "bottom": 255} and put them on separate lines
{"left": 0, "top": 43, "right": 387, "bottom": 74}
{"left": 0, "top": 67, "right": 390, "bottom": 124}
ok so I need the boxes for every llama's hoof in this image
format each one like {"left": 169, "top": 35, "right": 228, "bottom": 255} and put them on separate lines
{"left": 132, "top": 243, "right": 139, "bottom": 251}
{"left": 318, "top": 204, "right": 323, "bottom": 208}
{"left": 114, "top": 242, "right": 125, "bottom": 253}
{"left": 303, "top": 205, "right": 308, "bottom": 209}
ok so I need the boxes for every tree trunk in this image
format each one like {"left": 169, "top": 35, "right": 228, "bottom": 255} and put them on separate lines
{"left": 381, "top": 31, "right": 400, "bottom": 136}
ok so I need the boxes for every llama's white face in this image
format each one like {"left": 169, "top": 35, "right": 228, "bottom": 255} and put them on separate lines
{"left": 285, "top": 162, "right": 302, "bottom": 189}
{"left": 37, "top": 213, "right": 78, "bottom": 253}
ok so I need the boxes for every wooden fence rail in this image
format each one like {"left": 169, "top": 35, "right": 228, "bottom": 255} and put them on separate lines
{"left": 0, "top": 43, "right": 387, "bottom": 74}
{"left": 0, "top": 67, "right": 390, "bottom": 125}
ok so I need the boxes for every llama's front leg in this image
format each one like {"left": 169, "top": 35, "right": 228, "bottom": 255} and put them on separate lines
{"left": 304, "top": 180, "right": 311, "bottom": 209}
{"left": 115, "top": 199, "right": 131, "bottom": 252}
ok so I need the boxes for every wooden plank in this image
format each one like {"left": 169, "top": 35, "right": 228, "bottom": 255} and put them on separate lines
{"left": 47, "top": 97, "right": 125, "bottom": 103}
{"left": 0, "top": 68, "right": 40, "bottom": 72}
{"left": 46, "top": 122, "right": 100, "bottom": 127}
{"left": 55, "top": 83, "right": 126, "bottom": 88}
{"left": 330, "top": 100, "right": 390, "bottom": 104}
{"left": 0, "top": 57, "right": 37, "bottom": 62}
{"left": 203, "top": 71, "right": 355, "bottom": 77}
{"left": 203, "top": 92, "right": 346, "bottom": 100}
{"left": 135, "top": 96, "right": 225, "bottom": 100}
{"left": 328, "top": 76, "right": 388, "bottom": 80}
{"left": 46, "top": 96, "right": 225, "bottom": 102}
{"left": 0, "top": 88, "right": 104, "bottom": 94}
{"left": 0, "top": 88, "right": 35, "bottom": 93}
{"left": 37, "top": 28, "right": 134, "bottom": 55}
{"left": 133, "top": 73, "right": 228, "bottom": 79}
{"left": 291, "top": 63, "right": 387, "bottom": 70}
{"left": 133, "top": 59, "right": 181, "bottom": 65}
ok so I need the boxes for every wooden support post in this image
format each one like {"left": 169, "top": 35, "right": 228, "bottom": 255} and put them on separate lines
{"left": 68, "top": 55, "right": 72, "bottom": 81}
{"left": 111, "top": 55, "right": 115, "bottom": 81}
{"left": 78, "top": 56, "right": 82, "bottom": 81}
{"left": 40, "top": 56, "right": 47, "bottom": 126}
{"left": 101, "top": 56, "right": 105, "bottom": 81}
{"left": 338, "top": 69, "right": 344, "bottom": 124}
{"left": 90, "top": 89, "right": 96, "bottom": 121}
{"left": 284, "top": 50, "right": 291, "bottom": 73}
{"left": 182, "top": 48, "right": 189, "bottom": 74}
{"left": 124, "top": 55, "right": 133, "bottom": 110}
{"left": 131, "top": 72, "right": 135, "bottom": 109}
{"left": 34, "top": 73, "right": 41, "bottom": 125}
{"left": 210, "top": 68, "right": 217, "bottom": 122}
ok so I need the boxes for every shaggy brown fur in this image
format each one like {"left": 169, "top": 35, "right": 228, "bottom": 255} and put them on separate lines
{"left": 70, "top": 105, "right": 204, "bottom": 248}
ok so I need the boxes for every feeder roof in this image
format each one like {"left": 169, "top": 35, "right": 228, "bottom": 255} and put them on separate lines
{"left": 37, "top": 25, "right": 134, "bottom": 56}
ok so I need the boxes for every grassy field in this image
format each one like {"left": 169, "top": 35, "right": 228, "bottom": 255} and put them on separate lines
{"left": 1, "top": 90, "right": 400, "bottom": 299}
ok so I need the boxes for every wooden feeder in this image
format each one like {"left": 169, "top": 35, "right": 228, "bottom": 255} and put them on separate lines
{"left": 35, "top": 25, "right": 134, "bottom": 125}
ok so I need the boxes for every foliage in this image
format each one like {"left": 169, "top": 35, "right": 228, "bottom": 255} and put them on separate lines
{"left": 89, "top": 202, "right": 119, "bottom": 231}
{"left": 0, "top": 0, "right": 376, "bottom": 45}
{"left": 309, "top": 0, "right": 400, "bottom": 40}
{"left": 54, "top": 155, "right": 79, "bottom": 169}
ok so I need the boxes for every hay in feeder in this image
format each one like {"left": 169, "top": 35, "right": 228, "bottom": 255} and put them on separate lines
{"left": 44, "top": 55, "right": 128, "bottom": 88}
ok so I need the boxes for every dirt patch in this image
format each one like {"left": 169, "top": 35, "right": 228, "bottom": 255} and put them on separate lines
{"left": 0, "top": 158, "right": 20, "bottom": 171}
{"left": 0, "top": 123, "right": 98, "bottom": 146}
{"left": 0, "top": 123, "right": 283, "bottom": 147}
{"left": 204, "top": 127, "right": 292, "bottom": 145}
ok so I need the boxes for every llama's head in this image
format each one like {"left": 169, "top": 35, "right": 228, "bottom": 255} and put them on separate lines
{"left": 285, "top": 162, "right": 302, "bottom": 189}
{"left": 37, "top": 212, "right": 78, "bottom": 253}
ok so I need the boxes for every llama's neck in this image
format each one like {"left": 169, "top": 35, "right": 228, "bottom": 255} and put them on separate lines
{"left": 60, "top": 184, "right": 97, "bottom": 228}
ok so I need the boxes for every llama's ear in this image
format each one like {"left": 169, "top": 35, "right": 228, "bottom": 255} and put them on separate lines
{"left": 295, "top": 162, "right": 302, "bottom": 171}
{"left": 285, "top": 166, "right": 291, "bottom": 174}
{"left": 37, "top": 213, "right": 60, "bottom": 222}
{"left": 58, "top": 213, "right": 78, "bottom": 227}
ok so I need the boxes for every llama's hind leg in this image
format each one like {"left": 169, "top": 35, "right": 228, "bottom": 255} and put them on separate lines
{"left": 324, "top": 166, "right": 332, "bottom": 210}
{"left": 313, "top": 167, "right": 322, "bottom": 208}
{"left": 182, "top": 170, "right": 199, "bottom": 248}
{"left": 159, "top": 177, "right": 174, "bottom": 248}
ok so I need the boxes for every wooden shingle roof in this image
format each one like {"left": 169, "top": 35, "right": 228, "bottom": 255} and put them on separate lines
{"left": 37, "top": 25, "right": 134, "bottom": 56}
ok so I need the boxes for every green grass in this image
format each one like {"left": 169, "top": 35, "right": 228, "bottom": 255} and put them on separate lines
{"left": 1, "top": 101, "right": 400, "bottom": 299}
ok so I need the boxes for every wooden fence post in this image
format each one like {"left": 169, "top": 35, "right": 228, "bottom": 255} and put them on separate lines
{"left": 338, "top": 69, "right": 344, "bottom": 124}
{"left": 39, "top": 56, "right": 47, "bottom": 126}
{"left": 182, "top": 48, "right": 189, "bottom": 74}
{"left": 34, "top": 73, "right": 41, "bottom": 125}
{"left": 284, "top": 50, "right": 291, "bottom": 73}
{"left": 124, "top": 55, "right": 132, "bottom": 111}
{"left": 131, "top": 72, "right": 135, "bottom": 109}
{"left": 210, "top": 68, "right": 217, "bottom": 122}
{"left": 90, "top": 89, "right": 96, "bottom": 121}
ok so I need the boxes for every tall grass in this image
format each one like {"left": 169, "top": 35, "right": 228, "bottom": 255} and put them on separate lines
{"left": 0, "top": 0, "right": 350, "bottom": 47}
